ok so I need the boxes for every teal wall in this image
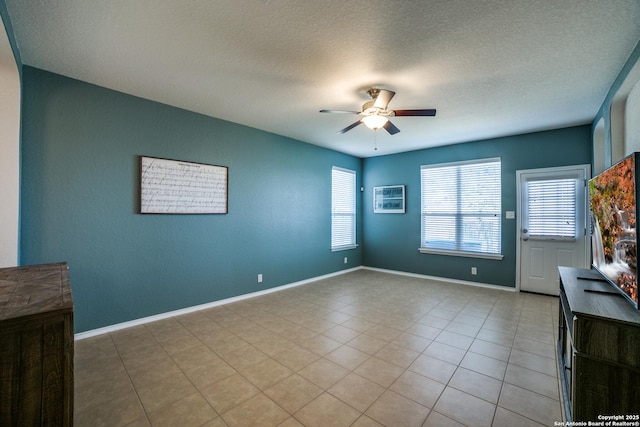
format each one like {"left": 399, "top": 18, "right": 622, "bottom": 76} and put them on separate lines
{"left": 362, "top": 126, "right": 592, "bottom": 287}
{"left": 592, "top": 39, "right": 640, "bottom": 167}
{"left": 20, "top": 67, "right": 362, "bottom": 332}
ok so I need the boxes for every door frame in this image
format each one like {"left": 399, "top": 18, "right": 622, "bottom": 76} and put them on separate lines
{"left": 515, "top": 164, "right": 591, "bottom": 292}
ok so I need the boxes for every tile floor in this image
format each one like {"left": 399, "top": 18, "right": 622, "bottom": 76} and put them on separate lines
{"left": 74, "top": 269, "right": 563, "bottom": 426}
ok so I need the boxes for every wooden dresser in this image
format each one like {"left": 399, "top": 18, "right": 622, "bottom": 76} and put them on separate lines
{"left": 558, "top": 266, "right": 640, "bottom": 421}
{"left": 0, "top": 263, "right": 74, "bottom": 426}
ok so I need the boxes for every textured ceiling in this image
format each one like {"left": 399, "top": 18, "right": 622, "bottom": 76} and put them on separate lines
{"left": 5, "top": 0, "right": 640, "bottom": 157}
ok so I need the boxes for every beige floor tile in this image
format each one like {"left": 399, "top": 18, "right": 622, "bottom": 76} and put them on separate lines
{"left": 354, "top": 357, "right": 405, "bottom": 388}
{"left": 408, "top": 354, "right": 457, "bottom": 384}
{"left": 492, "top": 407, "right": 546, "bottom": 426}
{"left": 476, "top": 327, "right": 516, "bottom": 347}
{"left": 374, "top": 342, "right": 419, "bottom": 368}
{"left": 515, "top": 326, "right": 555, "bottom": 346}
{"left": 424, "top": 341, "right": 467, "bottom": 365}
{"left": 252, "top": 334, "right": 297, "bottom": 357}
{"left": 429, "top": 307, "right": 459, "bottom": 321}
{"left": 183, "top": 354, "right": 237, "bottom": 390}
{"left": 170, "top": 344, "right": 221, "bottom": 371}
{"left": 221, "top": 393, "right": 289, "bottom": 427}
{"left": 347, "top": 334, "right": 388, "bottom": 354}
{"left": 294, "top": 392, "right": 361, "bottom": 427}
{"left": 434, "top": 387, "right": 496, "bottom": 427}
{"left": 325, "top": 344, "right": 370, "bottom": 370}
{"left": 365, "top": 390, "right": 430, "bottom": 427}
{"left": 240, "top": 357, "right": 293, "bottom": 390}
{"left": 126, "top": 355, "right": 184, "bottom": 389}
{"left": 365, "top": 324, "right": 404, "bottom": 341}
{"left": 74, "top": 392, "right": 146, "bottom": 427}
{"left": 200, "top": 373, "right": 260, "bottom": 414}
{"left": 504, "top": 363, "right": 560, "bottom": 400}
{"left": 222, "top": 344, "right": 269, "bottom": 371}
{"left": 322, "top": 324, "right": 361, "bottom": 343}
{"left": 512, "top": 335, "right": 556, "bottom": 359}
{"left": 340, "top": 316, "right": 377, "bottom": 332}
{"left": 265, "top": 373, "right": 323, "bottom": 413}
{"left": 300, "top": 334, "right": 342, "bottom": 356}
{"left": 498, "top": 382, "right": 562, "bottom": 425}
{"left": 391, "top": 332, "right": 431, "bottom": 352}
{"left": 482, "top": 318, "right": 519, "bottom": 335}
{"left": 389, "top": 370, "right": 445, "bottom": 409}
{"left": 435, "top": 329, "right": 475, "bottom": 349}
{"left": 423, "top": 410, "right": 465, "bottom": 427}
{"left": 73, "top": 270, "right": 564, "bottom": 427}
{"left": 278, "top": 416, "right": 304, "bottom": 427}
{"left": 159, "top": 332, "right": 203, "bottom": 356}
{"left": 320, "top": 310, "right": 352, "bottom": 324}
{"left": 351, "top": 414, "right": 384, "bottom": 426}
{"left": 298, "top": 357, "right": 350, "bottom": 389}
{"left": 444, "top": 320, "right": 482, "bottom": 338}
{"left": 405, "top": 322, "right": 442, "bottom": 340}
{"left": 469, "top": 338, "right": 512, "bottom": 362}
{"left": 74, "top": 369, "right": 136, "bottom": 413}
{"left": 147, "top": 393, "right": 217, "bottom": 427}
{"left": 449, "top": 367, "right": 502, "bottom": 404}
{"left": 417, "top": 314, "right": 451, "bottom": 330}
{"left": 135, "top": 372, "right": 199, "bottom": 414}
{"left": 206, "top": 335, "right": 250, "bottom": 357}
{"left": 454, "top": 312, "right": 488, "bottom": 326}
{"left": 378, "top": 315, "right": 415, "bottom": 331}
{"left": 460, "top": 351, "right": 507, "bottom": 380}
{"left": 328, "top": 373, "right": 385, "bottom": 412}
{"left": 271, "top": 344, "right": 320, "bottom": 371}
{"left": 508, "top": 349, "right": 557, "bottom": 377}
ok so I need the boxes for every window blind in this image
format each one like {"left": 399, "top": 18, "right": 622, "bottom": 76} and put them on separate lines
{"left": 421, "top": 158, "right": 501, "bottom": 256}
{"left": 527, "top": 178, "right": 576, "bottom": 239}
{"left": 331, "top": 167, "right": 356, "bottom": 250}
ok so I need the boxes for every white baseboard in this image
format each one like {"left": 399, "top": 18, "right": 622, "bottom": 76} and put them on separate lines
{"left": 75, "top": 266, "right": 362, "bottom": 340}
{"left": 362, "top": 266, "right": 517, "bottom": 292}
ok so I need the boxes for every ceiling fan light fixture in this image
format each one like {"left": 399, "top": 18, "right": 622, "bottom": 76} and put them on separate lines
{"left": 362, "top": 114, "right": 388, "bottom": 130}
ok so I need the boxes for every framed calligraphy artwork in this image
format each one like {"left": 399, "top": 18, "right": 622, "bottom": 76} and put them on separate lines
{"left": 139, "top": 156, "right": 228, "bottom": 214}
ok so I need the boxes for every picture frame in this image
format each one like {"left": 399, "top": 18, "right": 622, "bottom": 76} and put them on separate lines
{"left": 373, "top": 185, "right": 405, "bottom": 213}
{"left": 140, "top": 156, "right": 228, "bottom": 214}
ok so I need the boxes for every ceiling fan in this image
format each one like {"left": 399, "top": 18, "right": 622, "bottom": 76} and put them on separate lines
{"left": 320, "top": 88, "right": 436, "bottom": 135}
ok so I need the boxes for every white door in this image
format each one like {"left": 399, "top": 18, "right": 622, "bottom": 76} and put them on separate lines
{"left": 516, "top": 165, "right": 590, "bottom": 295}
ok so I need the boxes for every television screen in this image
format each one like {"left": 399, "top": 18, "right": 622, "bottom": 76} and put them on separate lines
{"left": 589, "top": 153, "right": 638, "bottom": 309}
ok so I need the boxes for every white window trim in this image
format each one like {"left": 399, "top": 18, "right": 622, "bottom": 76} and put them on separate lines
{"left": 418, "top": 247, "right": 504, "bottom": 260}
{"left": 331, "top": 166, "right": 357, "bottom": 251}
{"left": 420, "top": 157, "right": 503, "bottom": 259}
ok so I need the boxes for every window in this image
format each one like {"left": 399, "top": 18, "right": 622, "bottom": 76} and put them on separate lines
{"left": 331, "top": 167, "right": 357, "bottom": 250}
{"left": 420, "top": 158, "right": 502, "bottom": 258}
{"left": 526, "top": 178, "right": 577, "bottom": 239}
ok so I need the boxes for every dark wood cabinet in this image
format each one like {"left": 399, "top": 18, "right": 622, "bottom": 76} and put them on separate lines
{"left": 0, "top": 263, "right": 74, "bottom": 426}
{"left": 558, "top": 266, "right": 640, "bottom": 421}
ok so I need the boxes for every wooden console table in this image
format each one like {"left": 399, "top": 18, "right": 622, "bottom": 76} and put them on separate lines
{"left": 558, "top": 266, "right": 640, "bottom": 421}
{"left": 0, "top": 263, "right": 74, "bottom": 426}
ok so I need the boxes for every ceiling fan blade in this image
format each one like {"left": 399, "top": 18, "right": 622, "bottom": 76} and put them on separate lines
{"left": 383, "top": 120, "right": 400, "bottom": 135}
{"left": 373, "top": 89, "right": 395, "bottom": 109}
{"left": 393, "top": 109, "right": 437, "bottom": 117}
{"left": 338, "top": 120, "right": 363, "bottom": 134}
{"left": 320, "top": 109, "right": 360, "bottom": 114}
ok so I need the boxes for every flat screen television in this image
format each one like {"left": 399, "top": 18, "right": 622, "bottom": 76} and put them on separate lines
{"left": 589, "top": 152, "right": 639, "bottom": 309}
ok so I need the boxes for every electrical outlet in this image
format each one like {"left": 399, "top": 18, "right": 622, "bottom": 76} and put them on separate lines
{"left": 344, "top": 257, "right": 348, "bottom": 264}
{"left": 257, "top": 274, "right": 263, "bottom": 283}
{"left": 471, "top": 267, "right": 477, "bottom": 275}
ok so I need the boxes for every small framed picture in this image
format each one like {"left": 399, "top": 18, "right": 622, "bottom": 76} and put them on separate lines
{"left": 373, "top": 185, "right": 405, "bottom": 213}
